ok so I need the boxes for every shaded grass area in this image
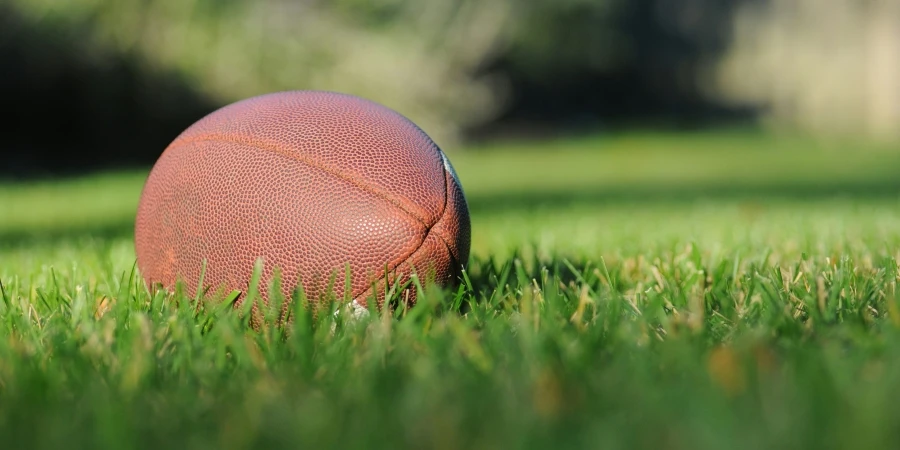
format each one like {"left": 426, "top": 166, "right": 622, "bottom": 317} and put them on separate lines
{"left": 2, "top": 130, "right": 899, "bottom": 243}
{"left": 2, "top": 130, "right": 900, "bottom": 449}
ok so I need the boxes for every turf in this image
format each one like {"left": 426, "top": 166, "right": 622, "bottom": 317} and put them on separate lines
{"left": 2, "top": 130, "right": 900, "bottom": 449}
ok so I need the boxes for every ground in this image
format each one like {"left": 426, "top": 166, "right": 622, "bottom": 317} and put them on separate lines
{"left": 2, "top": 130, "right": 900, "bottom": 449}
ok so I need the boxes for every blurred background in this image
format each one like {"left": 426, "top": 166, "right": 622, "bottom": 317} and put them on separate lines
{"left": 3, "top": 0, "right": 898, "bottom": 177}
{"left": 2, "top": 0, "right": 900, "bottom": 253}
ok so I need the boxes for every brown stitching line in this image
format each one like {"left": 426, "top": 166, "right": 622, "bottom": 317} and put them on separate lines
{"left": 351, "top": 223, "right": 436, "bottom": 306}
{"left": 172, "top": 134, "right": 432, "bottom": 227}
{"left": 433, "top": 164, "right": 456, "bottom": 259}
{"left": 351, "top": 176, "right": 456, "bottom": 306}
{"left": 438, "top": 152, "right": 449, "bottom": 223}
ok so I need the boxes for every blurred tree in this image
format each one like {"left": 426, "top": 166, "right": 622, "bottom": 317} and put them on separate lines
{"left": 717, "top": 0, "right": 900, "bottom": 140}
{"left": 0, "top": 4, "right": 217, "bottom": 178}
{"left": 470, "top": 0, "right": 759, "bottom": 140}
{"left": 4, "top": 0, "right": 773, "bottom": 176}
{"left": 7, "top": 0, "right": 510, "bottom": 148}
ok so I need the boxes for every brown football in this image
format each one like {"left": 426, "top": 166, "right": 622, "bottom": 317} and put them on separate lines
{"left": 134, "top": 91, "right": 470, "bottom": 315}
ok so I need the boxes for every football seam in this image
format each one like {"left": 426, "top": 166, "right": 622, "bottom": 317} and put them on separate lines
{"left": 169, "top": 134, "right": 439, "bottom": 228}
{"left": 434, "top": 166, "right": 453, "bottom": 257}
{"left": 351, "top": 223, "right": 438, "bottom": 305}
{"left": 351, "top": 167, "right": 454, "bottom": 305}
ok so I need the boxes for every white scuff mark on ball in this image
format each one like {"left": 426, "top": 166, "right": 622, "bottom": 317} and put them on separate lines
{"left": 346, "top": 299, "right": 369, "bottom": 320}
{"left": 331, "top": 299, "right": 369, "bottom": 334}
{"left": 439, "top": 149, "right": 469, "bottom": 204}
{"left": 439, "top": 150, "right": 461, "bottom": 184}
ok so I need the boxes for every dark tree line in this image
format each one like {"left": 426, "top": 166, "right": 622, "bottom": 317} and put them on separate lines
{"left": 1, "top": 0, "right": 761, "bottom": 178}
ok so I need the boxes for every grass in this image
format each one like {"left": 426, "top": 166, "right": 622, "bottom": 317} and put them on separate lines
{"left": 3, "top": 130, "right": 900, "bottom": 449}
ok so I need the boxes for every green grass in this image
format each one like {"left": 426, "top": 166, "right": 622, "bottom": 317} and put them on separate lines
{"left": 3, "top": 131, "right": 900, "bottom": 449}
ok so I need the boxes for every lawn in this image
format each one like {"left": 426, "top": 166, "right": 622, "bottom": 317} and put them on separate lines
{"left": 2, "top": 130, "right": 900, "bottom": 449}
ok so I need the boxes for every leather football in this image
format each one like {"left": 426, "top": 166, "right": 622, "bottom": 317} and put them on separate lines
{"left": 134, "top": 91, "right": 470, "bottom": 315}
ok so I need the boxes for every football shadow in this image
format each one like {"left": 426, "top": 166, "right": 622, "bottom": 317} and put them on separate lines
{"left": 3, "top": 175, "right": 899, "bottom": 247}
{"left": 464, "top": 178, "right": 900, "bottom": 214}
{"left": 0, "top": 220, "right": 135, "bottom": 249}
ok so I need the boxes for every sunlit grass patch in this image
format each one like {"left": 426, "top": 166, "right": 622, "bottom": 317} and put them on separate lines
{"left": 2, "top": 131, "right": 900, "bottom": 449}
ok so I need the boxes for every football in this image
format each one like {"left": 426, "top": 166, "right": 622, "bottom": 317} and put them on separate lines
{"left": 134, "top": 91, "right": 471, "bottom": 317}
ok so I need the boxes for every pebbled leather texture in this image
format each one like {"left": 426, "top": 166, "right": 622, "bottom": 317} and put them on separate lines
{"left": 134, "top": 91, "right": 471, "bottom": 316}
